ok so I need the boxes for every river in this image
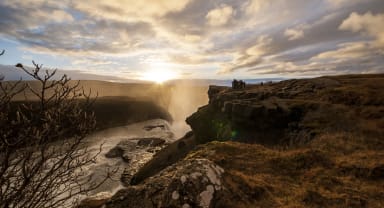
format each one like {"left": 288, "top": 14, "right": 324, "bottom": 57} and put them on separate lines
{"left": 76, "top": 119, "right": 180, "bottom": 200}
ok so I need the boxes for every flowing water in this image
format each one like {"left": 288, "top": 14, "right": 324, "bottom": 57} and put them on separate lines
{"left": 79, "top": 119, "right": 179, "bottom": 196}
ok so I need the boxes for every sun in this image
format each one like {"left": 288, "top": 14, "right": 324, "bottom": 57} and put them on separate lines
{"left": 140, "top": 59, "right": 178, "bottom": 84}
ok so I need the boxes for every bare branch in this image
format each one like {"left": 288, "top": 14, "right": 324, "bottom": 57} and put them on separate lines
{"left": 1, "top": 60, "right": 107, "bottom": 208}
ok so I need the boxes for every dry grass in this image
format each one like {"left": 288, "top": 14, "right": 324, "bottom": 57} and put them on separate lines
{"left": 189, "top": 136, "right": 384, "bottom": 207}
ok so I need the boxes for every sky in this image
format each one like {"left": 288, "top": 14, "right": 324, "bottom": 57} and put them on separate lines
{"left": 0, "top": 0, "right": 384, "bottom": 82}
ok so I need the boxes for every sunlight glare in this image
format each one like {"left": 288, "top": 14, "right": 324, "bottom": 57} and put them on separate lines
{"left": 140, "top": 60, "right": 177, "bottom": 84}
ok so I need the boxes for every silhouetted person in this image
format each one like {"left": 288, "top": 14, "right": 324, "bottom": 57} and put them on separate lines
{"left": 232, "top": 79, "right": 239, "bottom": 89}
{"left": 232, "top": 79, "right": 246, "bottom": 89}
{"left": 239, "top": 80, "right": 246, "bottom": 89}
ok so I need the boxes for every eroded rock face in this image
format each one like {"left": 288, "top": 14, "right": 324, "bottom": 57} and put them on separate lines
{"left": 186, "top": 77, "right": 367, "bottom": 145}
{"left": 107, "top": 159, "right": 225, "bottom": 208}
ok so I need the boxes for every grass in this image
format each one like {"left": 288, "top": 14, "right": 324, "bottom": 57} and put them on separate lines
{"left": 187, "top": 130, "right": 384, "bottom": 207}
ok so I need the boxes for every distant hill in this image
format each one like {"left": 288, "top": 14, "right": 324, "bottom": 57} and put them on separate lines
{"left": 0, "top": 64, "right": 147, "bottom": 83}
{"left": 4, "top": 79, "right": 209, "bottom": 131}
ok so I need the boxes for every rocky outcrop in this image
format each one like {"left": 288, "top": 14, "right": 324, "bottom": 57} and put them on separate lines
{"left": 105, "top": 137, "right": 167, "bottom": 162}
{"left": 107, "top": 159, "right": 225, "bottom": 208}
{"left": 129, "top": 131, "right": 196, "bottom": 186}
{"left": 187, "top": 76, "right": 384, "bottom": 145}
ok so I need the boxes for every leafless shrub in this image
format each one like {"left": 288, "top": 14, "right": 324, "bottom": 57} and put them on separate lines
{"left": 0, "top": 52, "right": 111, "bottom": 208}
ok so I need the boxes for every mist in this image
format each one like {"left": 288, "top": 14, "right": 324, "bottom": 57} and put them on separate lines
{"left": 164, "top": 83, "right": 208, "bottom": 138}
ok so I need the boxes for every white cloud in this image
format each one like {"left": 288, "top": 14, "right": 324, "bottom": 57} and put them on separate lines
{"left": 206, "top": 4, "right": 234, "bottom": 26}
{"left": 245, "top": 0, "right": 269, "bottom": 14}
{"left": 284, "top": 28, "right": 304, "bottom": 40}
{"left": 74, "top": 0, "right": 191, "bottom": 20}
{"left": 218, "top": 35, "right": 272, "bottom": 74}
{"left": 183, "top": 34, "right": 202, "bottom": 43}
{"left": 339, "top": 12, "right": 384, "bottom": 46}
{"left": 48, "top": 10, "right": 74, "bottom": 23}
{"left": 311, "top": 41, "right": 379, "bottom": 61}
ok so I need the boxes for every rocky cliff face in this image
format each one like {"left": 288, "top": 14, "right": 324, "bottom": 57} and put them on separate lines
{"left": 187, "top": 75, "right": 384, "bottom": 146}
{"left": 103, "top": 74, "right": 384, "bottom": 208}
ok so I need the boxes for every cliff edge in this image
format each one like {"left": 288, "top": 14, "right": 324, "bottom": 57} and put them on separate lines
{"left": 187, "top": 75, "right": 383, "bottom": 146}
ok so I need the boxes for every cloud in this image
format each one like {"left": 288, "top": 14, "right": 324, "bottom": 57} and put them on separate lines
{"left": 251, "top": 40, "right": 384, "bottom": 76}
{"left": 339, "top": 12, "right": 384, "bottom": 46}
{"left": 45, "top": 10, "right": 74, "bottom": 23}
{"left": 168, "top": 54, "right": 208, "bottom": 65}
{"left": 0, "top": 0, "right": 156, "bottom": 55}
{"left": 1, "top": 0, "right": 384, "bottom": 79}
{"left": 326, "top": 0, "right": 366, "bottom": 8}
{"left": 245, "top": 0, "right": 270, "bottom": 14}
{"left": 183, "top": 34, "right": 202, "bottom": 43}
{"left": 73, "top": 0, "right": 191, "bottom": 20}
{"left": 218, "top": 35, "right": 272, "bottom": 74}
{"left": 284, "top": 28, "right": 304, "bottom": 40}
{"left": 311, "top": 41, "right": 381, "bottom": 61}
{"left": 206, "top": 4, "right": 234, "bottom": 26}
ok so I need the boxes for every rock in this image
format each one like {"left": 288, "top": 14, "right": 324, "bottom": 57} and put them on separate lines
{"left": 122, "top": 154, "right": 131, "bottom": 163}
{"left": 129, "top": 132, "right": 196, "bottom": 185}
{"left": 186, "top": 76, "right": 353, "bottom": 146}
{"left": 105, "top": 147, "right": 124, "bottom": 158}
{"left": 105, "top": 140, "right": 136, "bottom": 159}
{"left": 186, "top": 105, "right": 231, "bottom": 144}
{"left": 146, "top": 146, "right": 162, "bottom": 153}
{"left": 143, "top": 124, "right": 167, "bottom": 131}
{"left": 78, "top": 192, "right": 112, "bottom": 208}
{"left": 208, "top": 85, "right": 228, "bottom": 102}
{"left": 107, "top": 159, "right": 225, "bottom": 208}
{"left": 137, "top": 138, "right": 166, "bottom": 147}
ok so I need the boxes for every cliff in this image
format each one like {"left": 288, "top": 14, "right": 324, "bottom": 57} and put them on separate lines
{"left": 102, "top": 74, "right": 384, "bottom": 208}
{"left": 187, "top": 75, "right": 384, "bottom": 145}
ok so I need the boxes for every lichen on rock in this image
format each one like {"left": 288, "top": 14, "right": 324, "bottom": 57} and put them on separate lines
{"left": 107, "top": 159, "right": 225, "bottom": 208}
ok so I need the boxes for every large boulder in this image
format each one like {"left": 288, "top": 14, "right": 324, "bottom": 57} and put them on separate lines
{"left": 129, "top": 132, "right": 196, "bottom": 185}
{"left": 107, "top": 159, "right": 225, "bottom": 208}
{"left": 105, "top": 140, "right": 137, "bottom": 158}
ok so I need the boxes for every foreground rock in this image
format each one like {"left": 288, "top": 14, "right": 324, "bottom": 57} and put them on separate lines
{"left": 105, "top": 137, "right": 167, "bottom": 160}
{"left": 110, "top": 140, "right": 384, "bottom": 207}
{"left": 128, "top": 131, "right": 196, "bottom": 185}
{"left": 104, "top": 136, "right": 172, "bottom": 186}
{"left": 78, "top": 192, "right": 112, "bottom": 208}
{"left": 107, "top": 158, "right": 224, "bottom": 208}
